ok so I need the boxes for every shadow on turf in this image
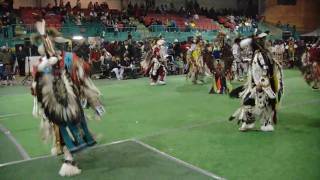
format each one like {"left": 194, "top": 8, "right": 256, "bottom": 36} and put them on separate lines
{"left": 0, "top": 140, "right": 221, "bottom": 180}
{"left": 275, "top": 113, "right": 320, "bottom": 138}
{"left": 176, "top": 84, "right": 207, "bottom": 93}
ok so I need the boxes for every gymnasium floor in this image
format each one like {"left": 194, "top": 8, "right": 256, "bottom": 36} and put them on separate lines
{"left": 0, "top": 69, "right": 319, "bottom": 180}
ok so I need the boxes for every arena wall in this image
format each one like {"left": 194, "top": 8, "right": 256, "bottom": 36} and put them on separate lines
{"left": 14, "top": 0, "right": 122, "bottom": 9}
{"left": 14, "top": 0, "right": 245, "bottom": 10}
{"left": 127, "top": 0, "right": 241, "bottom": 10}
{"left": 263, "top": 0, "right": 320, "bottom": 32}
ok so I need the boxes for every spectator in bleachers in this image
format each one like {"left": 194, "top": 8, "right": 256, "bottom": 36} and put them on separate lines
{"left": 75, "top": 0, "right": 81, "bottom": 10}
{"left": 88, "top": 1, "right": 93, "bottom": 11}
{"left": 75, "top": 13, "right": 82, "bottom": 25}
{"left": 100, "top": 11, "right": 107, "bottom": 23}
{"left": 59, "top": 0, "right": 64, "bottom": 8}
{"left": 65, "top": 1, "right": 71, "bottom": 12}
{"left": 9, "top": 11, "right": 15, "bottom": 37}
{"left": 2, "top": 12, "right": 10, "bottom": 38}
{"left": 190, "top": 21, "right": 196, "bottom": 30}
{"left": 0, "top": 46, "right": 13, "bottom": 85}
{"left": 45, "top": 3, "right": 53, "bottom": 12}
{"left": 127, "top": 32, "right": 133, "bottom": 43}
{"left": 184, "top": 21, "right": 191, "bottom": 32}
{"left": 0, "top": 18, "right": 3, "bottom": 35}
{"left": 132, "top": 42, "right": 143, "bottom": 63}
{"left": 127, "top": 1, "right": 133, "bottom": 15}
{"left": 193, "top": 13, "right": 199, "bottom": 20}
{"left": 120, "top": 40, "right": 133, "bottom": 60}
{"left": 111, "top": 57, "right": 124, "bottom": 80}
{"left": 100, "top": 49, "right": 112, "bottom": 78}
{"left": 167, "top": 19, "right": 177, "bottom": 32}
{"left": 173, "top": 39, "right": 181, "bottom": 59}
{"left": 120, "top": 54, "right": 137, "bottom": 79}
{"left": 101, "top": 2, "right": 109, "bottom": 11}
{"left": 90, "top": 10, "right": 98, "bottom": 22}
{"left": 94, "top": 2, "right": 100, "bottom": 12}
{"left": 178, "top": 7, "right": 186, "bottom": 15}
{"left": 97, "top": 50, "right": 107, "bottom": 74}
{"left": 113, "top": 22, "right": 119, "bottom": 36}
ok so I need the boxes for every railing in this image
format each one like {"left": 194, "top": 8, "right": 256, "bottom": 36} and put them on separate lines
{"left": 237, "top": 26, "right": 255, "bottom": 36}
{"left": 0, "top": 23, "right": 220, "bottom": 46}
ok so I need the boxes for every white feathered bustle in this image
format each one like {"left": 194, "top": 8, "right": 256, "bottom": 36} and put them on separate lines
{"left": 35, "top": 19, "right": 46, "bottom": 36}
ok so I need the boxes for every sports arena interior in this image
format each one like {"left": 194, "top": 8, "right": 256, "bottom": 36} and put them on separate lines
{"left": 0, "top": 0, "right": 319, "bottom": 179}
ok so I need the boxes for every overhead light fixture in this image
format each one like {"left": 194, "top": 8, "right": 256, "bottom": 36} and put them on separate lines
{"left": 72, "top": 35, "right": 84, "bottom": 40}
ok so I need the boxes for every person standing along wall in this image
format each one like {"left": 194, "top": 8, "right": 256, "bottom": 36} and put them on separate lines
{"left": 9, "top": 12, "right": 16, "bottom": 37}
{"left": 2, "top": 12, "right": 10, "bottom": 38}
{"left": 16, "top": 46, "right": 26, "bottom": 76}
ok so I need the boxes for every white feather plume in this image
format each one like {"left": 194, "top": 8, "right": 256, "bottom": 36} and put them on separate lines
{"left": 32, "top": 96, "right": 39, "bottom": 117}
{"left": 59, "top": 163, "right": 81, "bottom": 176}
{"left": 59, "top": 146, "right": 81, "bottom": 176}
{"left": 48, "top": 57, "right": 58, "bottom": 65}
{"left": 37, "top": 56, "right": 49, "bottom": 71}
{"left": 54, "top": 37, "right": 70, "bottom": 43}
{"left": 41, "top": 73, "right": 80, "bottom": 123}
{"left": 35, "top": 19, "right": 46, "bottom": 35}
{"left": 38, "top": 44, "right": 45, "bottom": 56}
{"left": 40, "top": 116, "right": 53, "bottom": 143}
{"left": 240, "top": 38, "right": 252, "bottom": 49}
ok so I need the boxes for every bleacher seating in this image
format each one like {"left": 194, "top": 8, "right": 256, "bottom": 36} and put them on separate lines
{"left": 143, "top": 13, "right": 219, "bottom": 31}
{"left": 0, "top": 7, "right": 281, "bottom": 47}
{"left": 218, "top": 16, "right": 236, "bottom": 30}
{"left": 19, "top": 7, "right": 62, "bottom": 31}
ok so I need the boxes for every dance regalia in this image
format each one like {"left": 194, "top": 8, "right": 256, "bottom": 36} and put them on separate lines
{"left": 301, "top": 45, "right": 320, "bottom": 89}
{"left": 31, "top": 19, "right": 104, "bottom": 176}
{"left": 232, "top": 42, "right": 244, "bottom": 81}
{"left": 273, "top": 44, "right": 285, "bottom": 66}
{"left": 221, "top": 43, "right": 234, "bottom": 81}
{"left": 229, "top": 35, "right": 284, "bottom": 132}
{"left": 241, "top": 46, "right": 253, "bottom": 76}
{"left": 209, "top": 59, "right": 232, "bottom": 94}
{"left": 212, "top": 44, "right": 221, "bottom": 60}
{"left": 141, "top": 39, "right": 167, "bottom": 85}
{"left": 187, "top": 43, "right": 205, "bottom": 84}
{"left": 208, "top": 44, "right": 232, "bottom": 94}
{"left": 286, "top": 41, "right": 297, "bottom": 67}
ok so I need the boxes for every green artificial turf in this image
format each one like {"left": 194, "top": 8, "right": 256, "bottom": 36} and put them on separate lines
{"left": 0, "top": 140, "right": 214, "bottom": 180}
{"left": 0, "top": 69, "right": 319, "bottom": 179}
{"left": 0, "top": 130, "right": 22, "bottom": 164}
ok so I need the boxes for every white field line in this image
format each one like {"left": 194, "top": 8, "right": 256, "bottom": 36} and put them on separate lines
{"left": 133, "top": 139, "right": 225, "bottom": 180}
{"left": 0, "top": 138, "right": 132, "bottom": 168}
{"left": 0, "top": 124, "right": 31, "bottom": 161}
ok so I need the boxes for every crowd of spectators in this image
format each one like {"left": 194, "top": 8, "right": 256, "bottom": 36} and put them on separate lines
{"left": 276, "top": 21, "right": 297, "bottom": 37}
{"left": 1, "top": 0, "right": 263, "bottom": 40}
{"left": 0, "top": 0, "right": 312, "bottom": 86}
{"left": 0, "top": 46, "right": 20, "bottom": 85}
{"left": 125, "top": 0, "right": 260, "bottom": 33}
{"left": 89, "top": 38, "right": 186, "bottom": 80}
{"left": 0, "top": 0, "right": 16, "bottom": 38}
{"left": 43, "top": 1, "right": 138, "bottom": 33}
{"left": 267, "top": 38, "right": 313, "bottom": 68}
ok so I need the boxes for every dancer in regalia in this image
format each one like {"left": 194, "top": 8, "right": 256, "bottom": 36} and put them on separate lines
{"left": 232, "top": 38, "right": 244, "bottom": 81}
{"left": 301, "top": 39, "right": 320, "bottom": 89}
{"left": 141, "top": 39, "right": 168, "bottom": 85}
{"left": 286, "top": 38, "right": 297, "bottom": 68}
{"left": 186, "top": 36, "right": 206, "bottom": 84}
{"left": 209, "top": 58, "right": 229, "bottom": 94}
{"left": 209, "top": 37, "right": 232, "bottom": 94}
{"left": 31, "top": 18, "right": 105, "bottom": 176}
{"left": 229, "top": 31, "right": 284, "bottom": 132}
